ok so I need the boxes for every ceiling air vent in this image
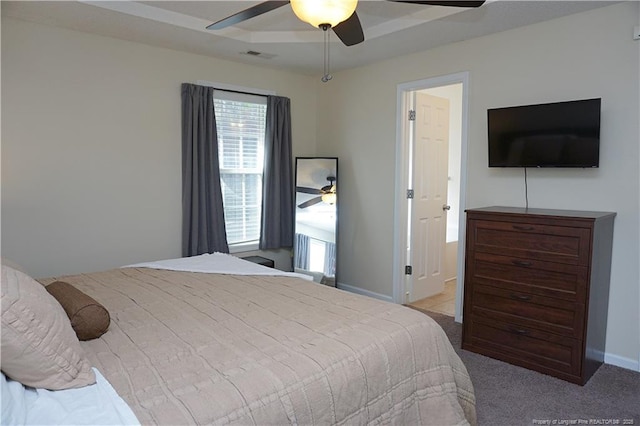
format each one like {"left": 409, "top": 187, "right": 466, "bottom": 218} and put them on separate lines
{"left": 241, "top": 50, "right": 277, "bottom": 60}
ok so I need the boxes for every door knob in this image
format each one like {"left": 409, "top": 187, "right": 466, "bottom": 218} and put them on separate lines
{"left": 443, "top": 204, "right": 451, "bottom": 211}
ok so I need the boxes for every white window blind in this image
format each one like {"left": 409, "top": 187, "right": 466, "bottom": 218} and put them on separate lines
{"left": 213, "top": 91, "right": 267, "bottom": 245}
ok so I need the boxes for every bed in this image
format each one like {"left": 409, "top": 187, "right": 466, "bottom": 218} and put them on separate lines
{"left": 3, "top": 254, "right": 476, "bottom": 425}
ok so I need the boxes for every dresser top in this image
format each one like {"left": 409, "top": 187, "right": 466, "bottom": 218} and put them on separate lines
{"left": 466, "top": 206, "right": 616, "bottom": 220}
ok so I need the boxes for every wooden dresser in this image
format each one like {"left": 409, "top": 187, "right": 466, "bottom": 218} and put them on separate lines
{"left": 462, "top": 206, "right": 615, "bottom": 385}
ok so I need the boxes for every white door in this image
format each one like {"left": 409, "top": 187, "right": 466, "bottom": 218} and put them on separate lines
{"left": 409, "top": 92, "right": 450, "bottom": 302}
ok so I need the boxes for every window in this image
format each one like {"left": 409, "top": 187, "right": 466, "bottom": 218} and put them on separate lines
{"left": 213, "top": 91, "right": 267, "bottom": 246}
{"left": 308, "top": 238, "right": 327, "bottom": 273}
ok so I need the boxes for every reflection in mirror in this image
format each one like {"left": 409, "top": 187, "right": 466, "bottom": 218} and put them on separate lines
{"left": 294, "top": 157, "right": 338, "bottom": 287}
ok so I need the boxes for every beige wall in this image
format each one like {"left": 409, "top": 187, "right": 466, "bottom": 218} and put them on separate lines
{"left": 1, "top": 17, "right": 317, "bottom": 276}
{"left": 444, "top": 241, "right": 457, "bottom": 283}
{"left": 317, "top": 3, "right": 639, "bottom": 367}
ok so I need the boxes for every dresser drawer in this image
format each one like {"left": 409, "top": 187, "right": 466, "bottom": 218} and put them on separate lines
{"left": 469, "top": 252, "right": 588, "bottom": 303}
{"left": 464, "top": 316, "right": 582, "bottom": 378}
{"left": 470, "top": 284, "right": 585, "bottom": 337}
{"left": 470, "top": 219, "right": 591, "bottom": 266}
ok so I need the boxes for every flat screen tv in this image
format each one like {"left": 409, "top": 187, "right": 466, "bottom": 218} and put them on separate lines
{"left": 488, "top": 98, "right": 601, "bottom": 168}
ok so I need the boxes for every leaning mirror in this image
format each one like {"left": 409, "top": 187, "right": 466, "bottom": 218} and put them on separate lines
{"left": 294, "top": 157, "right": 338, "bottom": 287}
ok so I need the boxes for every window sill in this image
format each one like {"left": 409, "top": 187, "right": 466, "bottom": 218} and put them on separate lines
{"left": 228, "top": 241, "right": 260, "bottom": 254}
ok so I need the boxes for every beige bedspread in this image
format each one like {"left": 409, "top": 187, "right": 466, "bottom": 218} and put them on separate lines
{"left": 41, "top": 268, "right": 476, "bottom": 425}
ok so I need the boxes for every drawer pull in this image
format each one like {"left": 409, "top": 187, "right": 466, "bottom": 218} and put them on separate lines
{"left": 510, "top": 294, "right": 532, "bottom": 301}
{"left": 512, "top": 260, "right": 533, "bottom": 267}
{"left": 512, "top": 225, "right": 535, "bottom": 231}
{"left": 510, "top": 328, "right": 529, "bottom": 336}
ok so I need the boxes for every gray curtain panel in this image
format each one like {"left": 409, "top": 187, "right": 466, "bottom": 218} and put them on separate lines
{"left": 181, "top": 83, "right": 229, "bottom": 256}
{"left": 324, "top": 241, "right": 336, "bottom": 277}
{"left": 294, "top": 233, "right": 310, "bottom": 270}
{"left": 260, "top": 95, "right": 294, "bottom": 249}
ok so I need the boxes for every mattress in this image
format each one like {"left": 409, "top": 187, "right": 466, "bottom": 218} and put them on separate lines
{"left": 40, "top": 265, "right": 476, "bottom": 425}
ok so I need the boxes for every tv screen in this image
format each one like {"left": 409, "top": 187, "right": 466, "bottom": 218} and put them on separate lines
{"left": 488, "top": 98, "right": 601, "bottom": 168}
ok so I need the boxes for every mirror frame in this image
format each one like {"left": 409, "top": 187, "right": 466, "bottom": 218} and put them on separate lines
{"left": 293, "top": 157, "right": 338, "bottom": 286}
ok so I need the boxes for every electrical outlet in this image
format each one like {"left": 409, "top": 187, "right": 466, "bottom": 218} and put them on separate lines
{"left": 634, "top": 26, "right": 640, "bottom": 41}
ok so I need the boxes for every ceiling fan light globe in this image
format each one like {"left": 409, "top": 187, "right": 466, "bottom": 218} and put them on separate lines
{"left": 291, "top": 0, "right": 358, "bottom": 28}
{"left": 321, "top": 192, "right": 337, "bottom": 205}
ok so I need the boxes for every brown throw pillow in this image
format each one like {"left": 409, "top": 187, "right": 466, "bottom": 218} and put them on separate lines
{"left": 46, "top": 281, "right": 110, "bottom": 341}
{"left": 1, "top": 265, "right": 96, "bottom": 390}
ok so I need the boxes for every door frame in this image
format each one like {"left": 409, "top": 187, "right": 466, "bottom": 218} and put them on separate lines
{"left": 392, "top": 72, "right": 470, "bottom": 323}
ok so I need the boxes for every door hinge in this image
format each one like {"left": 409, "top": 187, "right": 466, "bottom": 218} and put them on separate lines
{"left": 408, "top": 110, "right": 416, "bottom": 121}
{"left": 407, "top": 189, "right": 414, "bottom": 199}
{"left": 405, "top": 265, "right": 413, "bottom": 275}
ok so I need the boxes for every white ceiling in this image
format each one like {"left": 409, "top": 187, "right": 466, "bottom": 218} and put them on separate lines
{"left": 2, "top": 1, "right": 617, "bottom": 75}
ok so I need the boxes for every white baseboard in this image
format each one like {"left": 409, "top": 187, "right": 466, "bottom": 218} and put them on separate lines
{"left": 337, "top": 282, "right": 394, "bottom": 303}
{"left": 605, "top": 353, "right": 640, "bottom": 372}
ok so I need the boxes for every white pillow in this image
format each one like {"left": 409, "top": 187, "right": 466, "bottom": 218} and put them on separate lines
{"left": 2, "top": 370, "right": 140, "bottom": 426}
{"left": 1, "top": 372, "right": 28, "bottom": 425}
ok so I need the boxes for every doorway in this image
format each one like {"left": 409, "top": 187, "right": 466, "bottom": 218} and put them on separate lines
{"left": 392, "top": 72, "right": 469, "bottom": 323}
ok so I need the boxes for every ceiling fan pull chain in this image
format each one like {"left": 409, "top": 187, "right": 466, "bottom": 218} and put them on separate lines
{"left": 321, "top": 25, "right": 333, "bottom": 83}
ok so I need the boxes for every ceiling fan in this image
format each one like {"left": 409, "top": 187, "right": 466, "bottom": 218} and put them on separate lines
{"left": 297, "top": 176, "right": 337, "bottom": 209}
{"left": 207, "top": 1, "right": 486, "bottom": 47}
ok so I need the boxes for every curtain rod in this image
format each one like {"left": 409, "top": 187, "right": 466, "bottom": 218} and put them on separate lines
{"left": 196, "top": 80, "right": 275, "bottom": 97}
{"left": 213, "top": 87, "right": 268, "bottom": 98}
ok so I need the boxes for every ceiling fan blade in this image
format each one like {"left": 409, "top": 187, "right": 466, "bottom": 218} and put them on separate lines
{"left": 298, "top": 197, "right": 323, "bottom": 209}
{"left": 296, "top": 186, "right": 322, "bottom": 194}
{"left": 387, "top": 0, "right": 485, "bottom": 7}
{"left": 206, "top": 1, "right": 290, "bottom": 30}
{"left": 332, "top": 12, "right": 365, "bottom": 46}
